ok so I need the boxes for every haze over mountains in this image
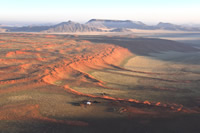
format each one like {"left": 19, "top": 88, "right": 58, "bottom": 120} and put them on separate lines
{"left": 1, "top": 19, "right": 200, "bottom": 33}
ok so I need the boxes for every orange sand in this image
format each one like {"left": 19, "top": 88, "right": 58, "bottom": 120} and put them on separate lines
{"left": 0, "top": 33, "right": 199, "bottom": 124}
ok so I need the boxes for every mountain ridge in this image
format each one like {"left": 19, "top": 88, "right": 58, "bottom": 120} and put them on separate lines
{"left": 86, "top": 19, "right": 148, "bottom": 29}
{"left": 3, "top": 19, "right": 200, "bottom": 33}
{"left": 42, "top": 20, "right": 102, "bottom": 33}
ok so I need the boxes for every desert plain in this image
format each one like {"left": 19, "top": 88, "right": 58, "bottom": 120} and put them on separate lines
{"left": 0, "top": 32, "right": 200, "bottom": 133}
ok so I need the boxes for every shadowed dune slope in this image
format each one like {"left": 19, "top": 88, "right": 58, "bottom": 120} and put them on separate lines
{"left": 80, "top": 36, "right": 199, "bottom": 55}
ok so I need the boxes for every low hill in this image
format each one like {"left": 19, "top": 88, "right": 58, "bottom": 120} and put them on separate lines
{"left": 110, "top": 28, "right": 132, "bottom": 32}
{"left": 157, "top": 22, "right": 200, "bottom": 31}
{"left": 7, "top": 26, "right": 51, "bottom": 32}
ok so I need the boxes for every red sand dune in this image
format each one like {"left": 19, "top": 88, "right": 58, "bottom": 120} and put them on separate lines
{"left": 45, "top": 35, "right": 56, "bottom": 38}
{"left": 63, "top": 85, "right": 185, "bottom": 112}
{"left": 0, "top": 33, "right": 199, "bottom": 120}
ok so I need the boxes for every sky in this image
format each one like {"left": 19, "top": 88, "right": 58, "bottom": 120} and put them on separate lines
{"left": 0, "top": 0, "right": 200, "bottom": 25}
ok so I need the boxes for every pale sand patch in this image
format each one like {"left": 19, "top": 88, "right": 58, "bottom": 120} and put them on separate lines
{"left": 8, "top": 95, "right": 32, "bottom": 101}
{"left": 124, "top": 56, "right": 169, "bottom": 72}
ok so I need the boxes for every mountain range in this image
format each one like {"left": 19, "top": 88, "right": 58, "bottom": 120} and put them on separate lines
{"left": 2, "top": 19, "right": 200, "bottom": 33}
{"left": 43, "top": 21, "right": 102, "bottom": 33}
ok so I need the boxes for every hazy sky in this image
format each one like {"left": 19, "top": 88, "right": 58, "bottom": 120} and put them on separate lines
{"left": 0, "top": 0, "right": 200, "bottom": 25}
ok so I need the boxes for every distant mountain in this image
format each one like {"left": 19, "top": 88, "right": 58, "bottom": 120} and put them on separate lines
{"left": 43, "top": 21, "right": 102, "bottom": 33}
{"left": 6, "top": 21, "right": 102, "bottom": 33}
{"left": 86, "top": 19, "right": 152, "bottom": 29}
{"left": 2, "top": 19, "right": 200, "bottom": 33}
{"left": 156, "top": 22, "right": 200, "bottom": 31}
{"left": 87, "top": 19, "right": 200, "bottom": 31}
{"left": 86, "top": 19, "right": 107, "bottom": 28}
{"left": 110, "top": 28, "right": 132, "bottom": 32}
{"left": 183, "top": 24, "right": 200, "bottom": 28}
{"left": 7, "top": 26, "right": 51, "bottom": 32}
